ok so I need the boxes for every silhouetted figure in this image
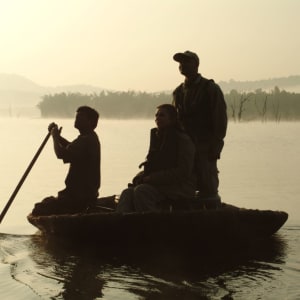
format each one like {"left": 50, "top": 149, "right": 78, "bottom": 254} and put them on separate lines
{"left": 117, "top": 104, "right": 196, "bottom": 212}
{"left": 32, "top": 106, "right": 100, "bottom": 215}
{"left": 172, "top": 51, "right": 227, "bottom": 205}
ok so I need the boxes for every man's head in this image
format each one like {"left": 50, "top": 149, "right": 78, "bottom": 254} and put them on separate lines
{"left": 155, "top": 104, "right": 178, "bottom": 130}
{"left": 75, "top": 106, "right": 99, "bottom": 132}
{"left": 173, "top": 50, "right": 199, "bottom": 78}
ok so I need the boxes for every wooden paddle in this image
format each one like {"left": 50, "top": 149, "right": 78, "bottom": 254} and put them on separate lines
{"left": 0, "top": 132, "right": 51, "bottom": 223}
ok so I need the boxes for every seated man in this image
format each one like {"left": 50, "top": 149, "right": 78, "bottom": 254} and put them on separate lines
{"left": 116, "top": 104, "right": 196, "bottom": 213}
{"left": 32, "top": 106, "right": 101, "bottom": 215}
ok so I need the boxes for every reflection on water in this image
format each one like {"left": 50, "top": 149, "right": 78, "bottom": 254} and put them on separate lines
{"left": 1, "top": 232, "right": 286, "bottom": 299}
{"left": 0, "top": 227, "right": 298, "bottom": 299}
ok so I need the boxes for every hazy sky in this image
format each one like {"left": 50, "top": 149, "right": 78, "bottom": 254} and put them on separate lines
{"left": 0, "top": 0, "right": 299, "bottom": 91}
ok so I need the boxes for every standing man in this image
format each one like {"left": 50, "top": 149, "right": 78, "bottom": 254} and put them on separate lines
{"left": 172, "top": 51, "right": 227, "bottom": 207}
{"left": 32, "top": 106, "right": 101, "bottom": 215}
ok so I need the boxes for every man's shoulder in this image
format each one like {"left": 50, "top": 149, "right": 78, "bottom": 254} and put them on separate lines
{"left": 200, "top": 76, "right": 222, "bottom": 91}
{"left": 173, "top": 75, "right": 221, "bottom": 93}
{"left": 198, "top": 75, "right": 215, "bottom": 88}
{"left": 78, "top": 131, "right": 100, "bottom": 143}
{"left": 173, "top": 82, "right": 184, "bottom": 94}
{"left": 175, "top": 129, "right": 193, "bottom": 143}
{"left": 175, "top": 130, "right": 195, "bottom": 153}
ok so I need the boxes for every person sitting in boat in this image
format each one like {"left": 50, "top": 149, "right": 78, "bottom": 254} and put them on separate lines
{"left": 116, "top": 104, "right": 197, "bottom": 212}
{"left": 32, "top": 106, "right": 101, "bottom": 215}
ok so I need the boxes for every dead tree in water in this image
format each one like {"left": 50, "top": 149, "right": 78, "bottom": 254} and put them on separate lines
{"left": 230, "top": 98, "right": 237, "bottom": 122}
{"left": 272, "top": 87, "right": 281, "bottom": 123}
{"left": 228, "top": 90, "right": 251, "bottom": 122}
{"left": 273, "top": 99, "right": 281, "bottom": 122}
{"left": 237, "top": 94, "right": 252, "bottom": 122}
{"left": 255, "top": 95, "right": 268, "bottom": 122}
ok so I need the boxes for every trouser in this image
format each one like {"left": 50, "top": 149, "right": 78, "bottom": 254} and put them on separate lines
{"left": 116, "top": 184, "right": 165, "bottom": 213}
{"left": 195, "top": 155, "right": 219, "bottom": 198}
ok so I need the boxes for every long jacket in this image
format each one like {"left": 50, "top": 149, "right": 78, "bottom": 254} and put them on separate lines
{"left": 172, "top": 74, "right": 227, "bottom": 159}
{"left": 142, "top": 127, "right": 196, "bottom": 200}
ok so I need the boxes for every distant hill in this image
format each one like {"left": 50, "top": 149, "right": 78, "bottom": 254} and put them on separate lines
{"left": 219, "top": 75, "right": 300, "bottom": 93}
{"left": 0, "top": 73, "right": 106, "bottom": 99}
{"left": 0, "top": 74, "right": 106, "bottom": 117}
{"left": 0, "top": 73, "right": 45, "bottom": 93}
{"left": 0, "top": 73, "right": 299, "bottom": 117}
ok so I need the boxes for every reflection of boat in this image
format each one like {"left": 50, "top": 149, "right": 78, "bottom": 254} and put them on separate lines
{"left": 27, "top": 197, "right": 288, "bottom": 246}
{"left": 27, "top": 231, "right": 288, "bottom": 299}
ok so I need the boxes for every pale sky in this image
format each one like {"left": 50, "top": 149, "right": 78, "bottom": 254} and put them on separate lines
{"left": 0, "top": 0, "right": 299, "bottom": 92}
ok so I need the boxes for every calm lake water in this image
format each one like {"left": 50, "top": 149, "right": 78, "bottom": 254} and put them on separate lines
{"left": 0, "top": 118, "right": 299, "bottom": 299}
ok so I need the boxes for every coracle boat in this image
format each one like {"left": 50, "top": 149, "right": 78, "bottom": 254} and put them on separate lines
{"left": 27, "top": 196, "right": 288, "bottom": 247}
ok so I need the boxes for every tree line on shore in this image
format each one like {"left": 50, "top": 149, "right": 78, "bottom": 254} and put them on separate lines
{"left": 37, "top": 87, "right": 300, "bottom": 121}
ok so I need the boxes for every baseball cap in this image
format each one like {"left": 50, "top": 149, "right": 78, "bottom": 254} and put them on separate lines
{"left": 173, "top": 51, "right": 199, "bottom": 65}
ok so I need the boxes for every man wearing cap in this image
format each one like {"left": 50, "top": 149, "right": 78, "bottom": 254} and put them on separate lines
{"left": 172, "top": 51, "right": 227, "bottom": 207}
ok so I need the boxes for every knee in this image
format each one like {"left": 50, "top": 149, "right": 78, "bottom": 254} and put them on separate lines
{"left": 116, "top": 188, "right": 134, "bottom": 212}
{"left": 133, "top": 184, "right": 149, "bottom": 197}
{"left": 119, "top": 187, "right": 134, "bottom": 200}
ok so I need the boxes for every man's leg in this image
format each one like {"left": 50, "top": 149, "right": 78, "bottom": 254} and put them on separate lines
{"left": 133, "top": 184, "right": 164, "bottom": 212}
{"left": 196, "top": 156, "right": 219, "bottom": 197}
{"left": 116, "top": 187, "right": 135, "bottom": 212}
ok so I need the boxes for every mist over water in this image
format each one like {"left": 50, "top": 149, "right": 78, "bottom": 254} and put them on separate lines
{"left": 0, "top": 118, "right": 299, "bottom": 299}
